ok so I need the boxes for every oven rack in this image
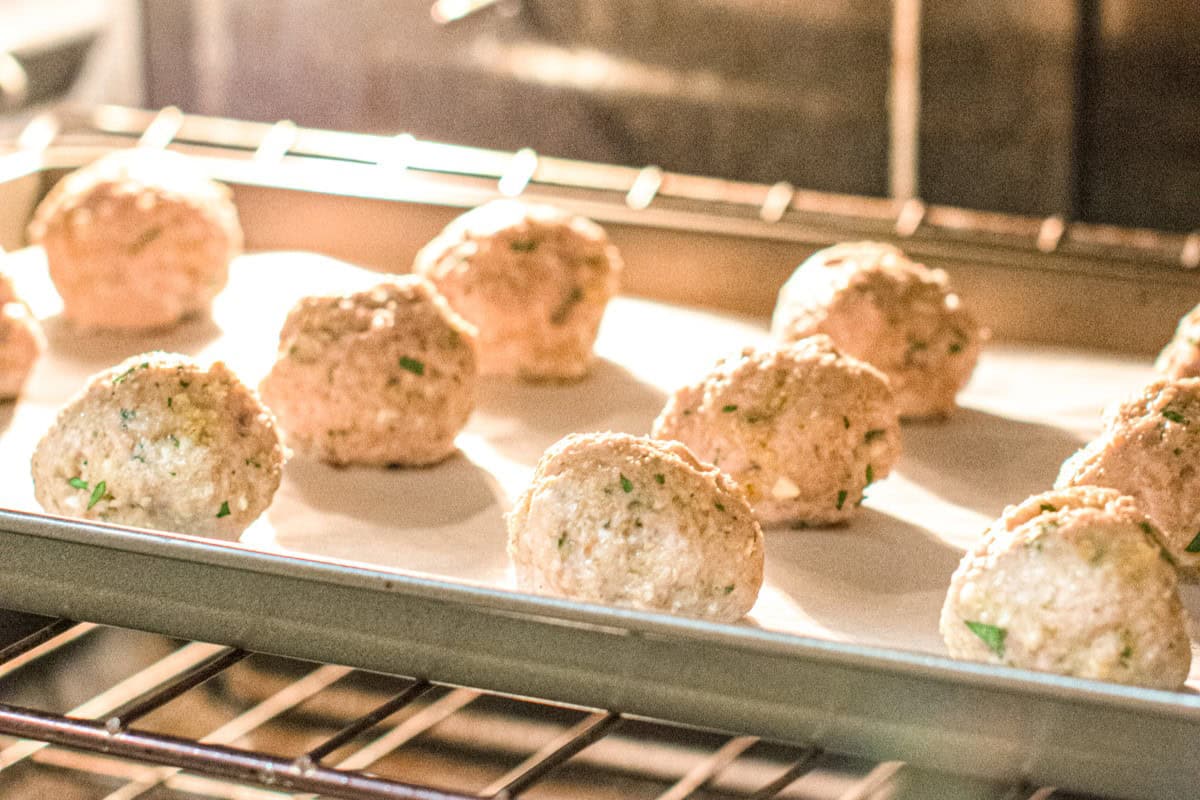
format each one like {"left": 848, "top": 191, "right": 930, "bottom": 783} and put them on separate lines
{"left": 0, "top": 614, "right": 1087, "bottom": 800}
{"left": 4, "top": 104, "right": 1197, "bottom": 274}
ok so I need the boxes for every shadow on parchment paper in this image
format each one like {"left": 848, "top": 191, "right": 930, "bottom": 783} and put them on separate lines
{"left": 265, "top": 451, "right": 510, "bottom": 578}
{"left": 276, "top": 451, "right": 502, "bottom": 529}
{"left": 471, "top": 356, "right": 668, "bottom": 463}
{"left": 759, "top": 508, "right": 963, "bottom": 649}
{"left": 39, "top": 312, "right": 222, "bottom": 380}
{"left": 897, "top": 407, "right": 1086, "bottom": 520}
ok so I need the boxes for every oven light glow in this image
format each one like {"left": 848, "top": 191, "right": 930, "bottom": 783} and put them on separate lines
{"left": 430, "top": 0, "right": 508, "bottom": 25}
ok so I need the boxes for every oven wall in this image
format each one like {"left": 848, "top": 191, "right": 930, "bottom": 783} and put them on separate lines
{"left": 139, "top": 0, "right": 1198, "bottom": 232}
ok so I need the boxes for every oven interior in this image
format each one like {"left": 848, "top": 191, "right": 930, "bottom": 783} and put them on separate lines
{"left": 2, "top": 3, "right": 1198, "bottom": 798}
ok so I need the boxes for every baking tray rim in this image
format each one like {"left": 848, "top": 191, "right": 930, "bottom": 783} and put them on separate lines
{"left": 3, "top": 507, "right": 1197, "bottom": 721}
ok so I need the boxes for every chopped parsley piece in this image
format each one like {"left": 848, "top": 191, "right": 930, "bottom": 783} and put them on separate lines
{"left": 948, "top": 341, "right": 964, "bottom": 354}
{"left": 557, "top": 531, "right": 568, "bottom": 550}
{"left": 112, "top": 366, "right": 137, "bottom": 384}
{"left": 964, "top": 620, "right": 1006, "bottom": 658}
{"left": 119, "top": 408, "right": 135, "bottom": 422}
{"left": 510, "top": 239, "right": 538, "bottom": 252}
{"left": 1186, "top": 532, "right": 1200, "bottom": 553}
{"left": 721, "top": 404, "right": 738, "bottom": 413}
{"left": 169, "top": 434, "right": 180, "bottom": 448}
{"left": 654, "top": 473, "right": 665, "bottom": 485}
{"left": 1039, "top": 503, "right": 1057, "bottom": 512}
{"left": 216, "top": 501, "right": 231, "bottom": 518}
{"left": 619, "top": 474, "right": 633, "bottom": 493}
{"left": 130, "top": 225, "right": 163, "bottom": 252}
{"left": 714, "top": 501, "right": 726, "bottom": 512}
{"left": 865, "top": 464, "right": 875, "bottom": 486}
{"left": 179, "top": 380, "right": 191, "bottom": 389}
{"left": 1120, "top": 645, "right": 1133, "bottom": 662}
{"left": 398, "top": 356, "right": 425, "bottom": 376}
{"left": 87, "top": 481, "right": 106, "bottom": 510}
{"left": 68, "top": 477, "right": 88, "bottom": 490}
{"left": 723, "top": 584, "right": 735, "bottom": 594}
{"left": 550, "top": 287, "right": 585, "bottom": 325}
{"left": 1139, "top": 521, "right": 1155, "bottom": 536}
{"left": 904, "top": 338, "right": 928, "bottom": 365}
{"left": 864, "top": 429, "right": 886, "bottom": 443}
{"left": 842, "top": 416, "right": 851, "bottom": 429}
{"left": 167, "top": 397, "right": 173, "bottom": 408}
{"left": 836, "top": 489, "right": 848, "bottom": 510}
{"left": 1163, "top": 409, "right": 1188, "bottom": 424}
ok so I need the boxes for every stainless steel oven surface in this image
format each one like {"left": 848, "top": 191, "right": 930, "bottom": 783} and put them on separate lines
{"left": 1, "top": 106, "right": 1198, "bottom": 800}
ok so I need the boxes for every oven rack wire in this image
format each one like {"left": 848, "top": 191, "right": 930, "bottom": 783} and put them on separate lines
{"left": 2, "top": 103, "right": 1197, "bottom": 274}
{"left": 0, "top": 616, "right": 1084, "bottom": 800}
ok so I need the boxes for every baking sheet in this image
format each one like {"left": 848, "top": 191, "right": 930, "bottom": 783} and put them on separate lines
{"left": 3, "top": 246, "right": 1197, "bottom": 685}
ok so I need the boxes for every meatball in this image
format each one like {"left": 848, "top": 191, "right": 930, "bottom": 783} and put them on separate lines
{"left": 413, "top": 200, "right": 622, "bottom": 380}
{"left": 27, "top": 149, "right": 242, "bottom": 330}
{"left": 0, "top": 270, "right": 43, "bottom": 400}
{"left": 770, "top": 241, "right": 983, "bottom": 418}
{"left": 651, "top": 336, "right": 900, "bottom": 527}
{"left": 259, "top": 276, "right": 478, "bottom": 467}
{"left": 1057, "top": 377, "right": 1200, "bottom": 576}
{"left": 1155, "top": 303, "right": 1200, "bottom": 379}
{"left": 31, "top": 352, "right": 285, "bottom": 540}
{"left": 507, "top": 432, "right": 764, "bottom": 621}
{"left": 940, "top": 487, "right": 1190, "bottom": 690}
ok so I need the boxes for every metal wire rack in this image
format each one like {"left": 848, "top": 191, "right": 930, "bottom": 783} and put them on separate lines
{"left": 3, "top": 103, "right": 1197, "bottom": 272}
{"left": 0, "top": 614, "right": 1096, "bottom": 800}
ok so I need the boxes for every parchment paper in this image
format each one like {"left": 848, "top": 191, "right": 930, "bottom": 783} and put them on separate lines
{"left": 2, "top": 248, "right": 1196, "bottom": 682}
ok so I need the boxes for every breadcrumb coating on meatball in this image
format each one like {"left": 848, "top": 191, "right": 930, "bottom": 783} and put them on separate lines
{"left": 941, "top": 486, "right": 1190, "bottom": 690}
{"left": 1057, "top": 376, "right": 1200, "bottom": 576}
{"left": 1155, "top": 303, "right": 1200, "bottom": 379}
{"left": 0, "top": 270, "right": 43, "bottom": 400}
{"left": 27, "top": 149, "right": 242, "bottom": 330}
{"left": 652, "top": 335, "right": 901, "bottom": 527}
{"left": 507, "top": 432, "right": 764, "bottom": 621}
{"left": 260, "top": 275, "right": 478, "bottom": 467}
{"left": 31, "top": 352, "right": 284, "bottom": 540}
{"left": 771, "top": 241, "right": 983, "bottom": 418}
{"left": 413, "top": 200, "right": 621, "bottom": 380}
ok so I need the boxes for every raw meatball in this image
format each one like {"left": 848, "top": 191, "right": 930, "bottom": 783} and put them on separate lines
{"left": 32, "top": 352, "right": 285, "bottom": 540}
{"left": 1057, "top": 377, "right": 1200, "bottom": 576}
{"left": 27, "top": 149, "right": 242, "bottom": 330}
{"left": 1155, "top": 303, "right": 1200, "bottom": 379}
{"left": 259, "top": 276, "right": 478, "bottom": 467}
{"left": 0, "top": 270, "right": 43, "bottom": 400}
{"left": 771, "top": 241, "right": 983, "bottom": 418}
{"left": 940, "top": 487, "right": 1190, "bottom": 690}
{"left": 652, "top": 335, "right": 900, "bottom": 527}
{"left": 507, "top": 432, "right": 764, "bottom": 621}
{"left": 413, "top": 200, "right": 621, "bottom": 380}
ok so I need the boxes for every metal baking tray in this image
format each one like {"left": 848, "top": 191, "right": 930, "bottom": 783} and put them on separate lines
{"left": 2, "top": 106, "right": 1200, "bottom": 800}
